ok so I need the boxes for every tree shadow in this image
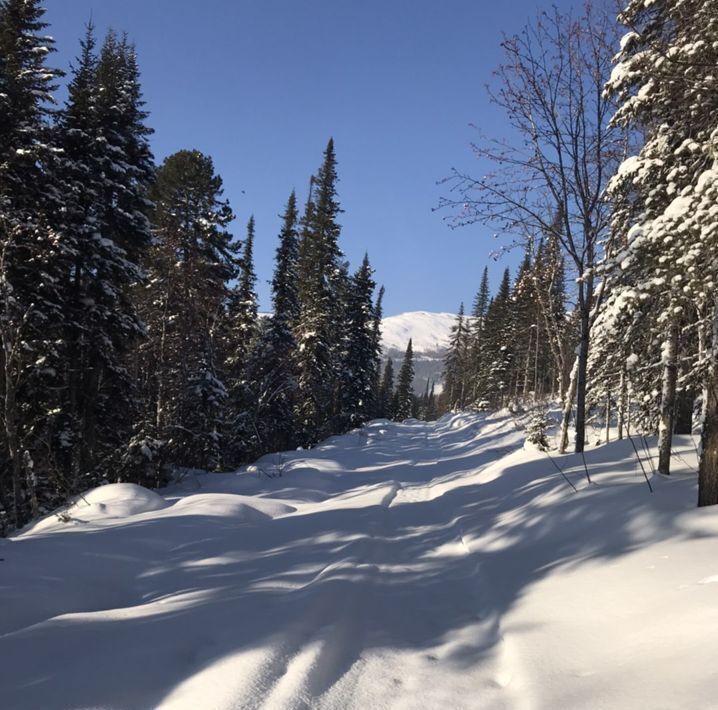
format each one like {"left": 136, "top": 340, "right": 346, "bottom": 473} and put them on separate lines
{"left": 0, "top": 419, "right": 702, "bottom": 709}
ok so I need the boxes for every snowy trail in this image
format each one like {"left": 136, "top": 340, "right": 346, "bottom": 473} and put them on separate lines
{"left": 2, "top": 413, "right": 718, "bottom": 709}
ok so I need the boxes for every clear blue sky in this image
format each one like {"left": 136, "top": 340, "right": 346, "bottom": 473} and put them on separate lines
{"left": 44, "top": 0, "right": 578, "bottom": 316}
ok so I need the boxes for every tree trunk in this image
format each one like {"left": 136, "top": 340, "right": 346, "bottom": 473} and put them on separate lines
{"left": 618, "top": 367, "right": 627, "bottom": 440}
{"left": 698, "top": 303, "right": 718, "bottom": 506}
{"left": 574, "top": 307, "right": 590, "bottom": 454}
{"left": 674, "top": 388, "right": 693, "bottom": 435}
{"left": 605, "top": 391, "right": 610, "bottom": 444}
{"left": 3, "top": 355, "right": 23, "bottom": 529}
{"left": 698, "top": 381, "right": 718, "bottom": 506}
{"left": 559, "top": 356, "right": 579, "bottom": 453}
{"left": 658, "top": 320, "right": 679, "bottom": 475}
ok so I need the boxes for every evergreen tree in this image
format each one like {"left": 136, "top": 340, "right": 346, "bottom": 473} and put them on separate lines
{"left": 294, "top": 139, "right": 344, "bottom": 444}
{"left": 136, "top": 149, "right": 235, "bottom": 475}
{"left": 377, "top": 358, "right": 395, "bottom": 420}
{"left": 443, "top": 302, "right": 471, "bottom": 410}
{"left": 0, "top": 0, "right": 65, "bottom": 527}
{"left": 395, "top": 339, "right": 415, "bottom": 420}
{"left": 603, "top": 0, "right": 718, "bottom": 498}
{"left": 245, "top": 192, "right": 301, "bottom": 453}
{"left": 468, "top": 267, "right": 490, "bottom": 403}
{"left": 49, "top": 27, "right": 156, "bottom": 489}
{"left": 340, "top": 254, "right": 380, "bottom": 428}
{"left": 481, "top": 269, "right": 513, "bottom": 407}
{"left": 224, "top": 216, "right": 259, "bottom": 464}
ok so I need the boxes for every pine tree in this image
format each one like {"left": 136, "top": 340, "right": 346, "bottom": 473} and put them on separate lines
{"left": 468, "top": 267, "right": 490, "bottom": 404}
{"left": 46, "top": 27, "right": 156, "bottom": 490}
{"left": 395, "top": 340, "right": 415, "bottom": 421}
{"left": 136, "top": 149, "right": 235, "bottom": 475}
{"left": 377, "top": 358, "right": 395, "bottom": 420}
{"left": 224, "top": 216, "right": 259, "bottom": 464}
{"left": 604, "top": 0, "right": 718, "bottom": 499}
{"left": 340, "top": 254, "right": 380, "bottom": 428}
{"left": 369, "top": 285, "right": 385, "bottom": 417}
{"left": 443, "top": 302, "right": 471, "bottom": 410}
{"left": 245, "top": 192, "right": 301, "bottom": 453}
{"left": 509, "top": 250, "right": 539, "bottom": 401}
{"left": 60, "top": 30, "right": 155, "bottom": 485}
{"left": 481, "top": 269, "right": 514, "bottom": 407}
{"left": 294, "top": 140, "right": 344, "bottom": 444}
{"left": 0, "top": 0, "right": 65, "bottom": 527}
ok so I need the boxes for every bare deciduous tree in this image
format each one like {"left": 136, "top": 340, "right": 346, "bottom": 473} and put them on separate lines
{"left": 440, "top": 2, "right": 626, "bottom": 453}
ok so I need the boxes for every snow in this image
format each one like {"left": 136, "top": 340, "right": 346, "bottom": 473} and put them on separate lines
{"left": 2, "top": 413, "right": 718, "bottom": 709}
{"left": 381, "top": 310, "right": 458, "bottom": 353}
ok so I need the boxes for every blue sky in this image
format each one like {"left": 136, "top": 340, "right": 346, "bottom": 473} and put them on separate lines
{"left": 44, "top": 0, "right": 579, "bottom": 316}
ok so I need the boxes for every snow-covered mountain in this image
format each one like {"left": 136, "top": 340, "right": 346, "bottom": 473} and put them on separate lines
{"left": 381, "top": 311, "right": 457, "bottom": 392}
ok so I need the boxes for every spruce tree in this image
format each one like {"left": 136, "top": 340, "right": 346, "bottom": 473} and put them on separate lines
{"left": 0, "top": 0, "right": 65, "bottom": 527}
{"left": 136, "top": 149, "right": 235, "bottom": 476}
{"left": 245, "top": 192, "right": 301, "bottom": 453}
{"left": 482, "top": 269, "right": 513, "bottom": 407}
{"left": 443, "top": 303, "right": 471, "bottom": 410}
{"left": 395, "top": 340, "right": 415, "bottom": 421}
{"left": 47, "top": 27, "right": 156, "bottom": 489}
{"left": 604, "top": 0, "right": 718, "bottom": 498}
{"left": 224, "top": 216, "right": 259, "bottom": 464}
{"left": 377, "top": 358, "right": 395, "bottom": 420}
{"left": 294, "top": 140, "right": 344, "bottom": 444}
{"left": 341, "top": 254, "right": 380, "bottom": 428}
{"left": 467, "top": 267, "right": 490, "bottom": 404}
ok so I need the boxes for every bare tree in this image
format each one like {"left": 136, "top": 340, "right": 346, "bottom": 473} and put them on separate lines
{"left": 440, "top": 3, "right": 625, "bottom": 453}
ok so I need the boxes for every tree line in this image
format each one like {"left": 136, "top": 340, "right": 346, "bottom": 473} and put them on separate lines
{"left": 442, "top": 0, "right": 718, "bottom": 506}
{"left": 0, "top": 0, "right": 385, "bottom": 531}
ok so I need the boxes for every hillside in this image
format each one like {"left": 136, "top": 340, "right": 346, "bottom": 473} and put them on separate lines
{"left": 381, "top": 311, "right": 458, "bottom": 392}
{"left": 2, "top": 413, "right": 717, "bottom": 709}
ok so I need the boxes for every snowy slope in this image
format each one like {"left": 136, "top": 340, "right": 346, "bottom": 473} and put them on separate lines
{"left": 381, "top": 311, "right": 457, "bottom": 353}
{"left": 2, "top": 415, "right": 718, "bottom": 709}
{"left": 381, "top": 311, "right": 458, "bottom": 391}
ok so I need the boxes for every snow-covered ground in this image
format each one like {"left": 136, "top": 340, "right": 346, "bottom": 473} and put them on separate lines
{"left": 2, "top": 413, "right": 717, "bottom": 710}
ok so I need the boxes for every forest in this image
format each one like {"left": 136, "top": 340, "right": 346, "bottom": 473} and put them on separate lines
{"left": 0, "top": 2, "right": 398, "bottom": 531}
{"left": 2, "top": 0, "right": 718, "bottom": 538}
{"left": 438, "top": 0, "right": 718, "bottom": 507}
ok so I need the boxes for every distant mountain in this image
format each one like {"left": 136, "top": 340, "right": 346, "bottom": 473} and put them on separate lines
{"left": 381, "top": 311, "right": 458, "bottom": 394}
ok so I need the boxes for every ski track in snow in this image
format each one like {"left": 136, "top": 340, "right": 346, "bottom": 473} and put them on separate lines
{"left": 2, "top": 412, "right": 718, "bottom": 710}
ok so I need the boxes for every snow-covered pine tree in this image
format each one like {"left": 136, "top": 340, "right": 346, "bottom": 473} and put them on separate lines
{"left": 394, "top": 339, "right": 415, "bottom": 421}
{"left": 47, "top": 27, "right": 155, "bottom": 491}
{"left": 294, "top": 140, "right": 344, "bottom": 445}
{"left": 224, "top": 216, "right": 259, "bottom": 465}
{"left": 369, "top": 284, "right": 384, "bottom": 417}
{"left": 481, "top": 269, "right": 514, "bottom": 407}
{"left": 377, "top": 358, "right": 395, "bottom": 420}
{"left": 135, "top": 150, "right": 235, "bottom": 476}
{"left": 0, "top": 0, "right": 65, "bottom": 527}
{"left": 244, "top": 192, "right": 301, "bottom": 454}
{"left": 531, "top": 221, "right": 570, "bottom": 399}
{"left": 443, "top": 302, "right": 471, "bottom": 411}
{"left": 468, "top": 267, "right": 490, "bottom": 403}
{"left": 340, "top": 254, "right": 380, "bottom": 428}
{"left": 58, "top": 30, "right": 155, "bottom": 485}
{"left": 604, "top": 0, "right": 718, "bottom": 495}
{"left": 508, "top": 250, "right": 539, "bottom": 401}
